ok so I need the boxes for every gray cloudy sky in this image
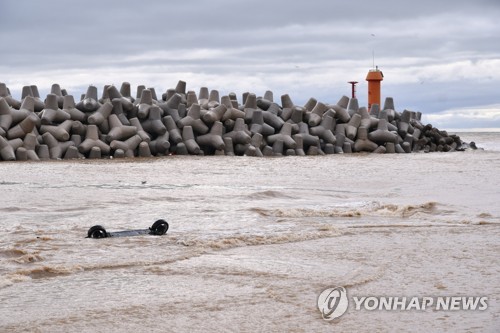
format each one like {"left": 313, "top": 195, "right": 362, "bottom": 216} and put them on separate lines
{"left": 1, "top": 0, "right": 499, "bottom": 130}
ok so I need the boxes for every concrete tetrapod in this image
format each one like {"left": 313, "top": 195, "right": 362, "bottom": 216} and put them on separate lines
{"left": 345, "top": 113, "right": 362, "bottom": 140}
{"left": 266, "top": 122, "right": 296, "bottom": 149}
{"left": 280, "top": 94, "right": 294, "bottom": 121}
{"left": 335, "top": 133, "right": 346, "bottom": 154}
{"left": 64, "top": 146, "right": 83, "bottom": 160}
{"left": 0, "top": 136, "right": 16, "bottom": 161}
{"left": 0, "top": 83, "right": 21, "bottom": 109}
{"left": 7, "top": 112, "right": 38, "bottom": 140}
{"left": 298, "top": 122, "right": 320, "bottom": 149}
{"left": 76, "top": 86, "right": 100, "bottom": 112}
{"left": 39, "top": 119, "right": 73, "bottom": 142}
{"left": 88, "top": 101, "right": 113, "bottom": 126}
{"left": 309, "top": 115, "right": 336, "bottom": 144}
{"left": 20, "top": 87, "right": 35, "bottom": 111}
{"left": 50, "top": 84, "right": 65, "bottom": 108}
{"left": 63, "top": 95, "right": 86, "bottom": 122}
{"left": 262, "top": 104, "right": 285, "bottom": 130}
{"left": 137, "top": 89, "right": 154, "bottom": 119}
{"left": 35, "top": 144, "right": 50, "bottom": 160}
{"left": 324, "top": 143, "right": 335, "bottom": 154}
{"left": 204, "top": 90, "right": 219, "bottom": 109}
{"left": 163, "top": 115, "right": 182, "bottom": 144}
{"left": 223, "top": 118, "right": 251, "bottom": 146}
{"left": 0, "top": 98, "right": 14, "bottom": 134}
{"left": 289, "top": 105, "right": 305, "bottom": 124}
{"left": 22, "top": 133, "right": 40, "bottom": 161}
{"left": 308, "top": 102, "right": 328, "bottom": 127}
{"left": 78, "top": 124, "right": 110, "bottom": 156}
{"left": 10, "top": 98, "right": 31, "bottom": 125}
{"left": 177, "top": 103, "right": 209, "bottom": 134}
{"left": 112, "top": 99, "right": 130, "bottom": 126}
{"left": 383, "top": 97, "right": 396, "bottom": 122}
{"left": 29, "top": 86, "right": 45, "bottom": 112}
{"left": 119, "top": 82, "right": 134, "bottom": 103}
{"left": 243, "top": 93, "right": 258, "bottom": 123}
{"left": 159, "top": 93, "right": 183, "bottom": 123}
{"left": 196, "top": 121, "right": 225, "bottom": 151}
{"left": 107, "top": 85, "right": 134, "bottom": 113}
{"left": 141, "top": 105, "right": 167, "bottom": 136}
{"left": 198, "top": 87, "right": 209, "bottom": 108}
{"left": 358, "top": 107, "right": 377, "bottom": 129}
{"left": 16, "top": 147, "right": 30, "bottom": 161}
{"left": 353, "top": 126, "right": 378, "bottom": 152}
{"left": 292, "top": 134, "right": 306, "bottom": 156}
{"left": 42, "top": 132, "right": 74, "bottom": 159}
{"left": 368, "top": 118, "right": 398, "bottom": 145}
{"left": 221, "top": 95, "right": 245, "bottom": 122}
{"left": 330, "top": 95, "right": 350, "bottom": 123}
{"left": 186, "top": 91, "right": 198, "bottom": 108}
{"left": 110, "top": 134, "right": 142, "bottom": 157}
{"left": 71, "top": 121, "right": 86, "bottom": 138}
{"left": 347, "top": 98, "right": 359, "bottom": 117}
{"left": 182, "top": 126, "right": 200, "bottom": 155}
{"left": 149, "top": 132, "right": 170, "bottom": 156}
{"left": 370, "top": 104, "right": 380, "bottom": 118}
{"left": 245, "top": 133, "right": 264, "bottom": 157}
{"left": 0, "top": 80, "right": 473, "bottom": 161}
{"left": 303, "top": 97, "right": 317, "bottom": 112}
{"left": 9, "top": 139, "right": 23, "bottom": 157}
{"left": 129, "top": 118, "right": 151, "bottom": 142}
{"left": 202, "top": 104, "right": 227, "bottom": 124}
{"left": 88, "top": 147, "right": 101, "bottom": 159}
{"left": 398, "top": 110, "right": 412, "bottom": 138}
{"left": 138, "top": 141, "right": 152, "bottom": 157}
{"left": 250, "top": 110, "right": 275, "bottom": 136}
{"left": 106, "top": 114, "right": 137, "bottom": 142}
{"left": 223, "top": 137, "right": 235, "bottom": 156}
{"left": 272, "top": 139, "right": 284, "bottom": 156}
{"left": 40, "top": 94, "right": 70, "bottom": 125}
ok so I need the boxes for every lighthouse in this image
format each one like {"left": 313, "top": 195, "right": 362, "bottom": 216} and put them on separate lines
{"left": 366, "top": 66, "right": 383, "bottom": 111}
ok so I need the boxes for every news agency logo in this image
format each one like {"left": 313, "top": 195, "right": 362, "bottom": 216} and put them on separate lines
{"left": 317, "top": 286, "right": 488, "bottom": 321}
{"left": 317, "top": 287, "right": 349, "bottom": 320}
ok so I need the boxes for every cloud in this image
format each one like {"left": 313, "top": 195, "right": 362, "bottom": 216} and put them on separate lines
{"left": 1, "top": 0, "right": 499, "bottom": 129}
{"left": 423, "top": 104, "right": 500, "bottom": 130}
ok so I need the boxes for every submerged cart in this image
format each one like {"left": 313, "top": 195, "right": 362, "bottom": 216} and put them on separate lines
{"left": 87, "top": 219, "right": 169, "bottom": 238}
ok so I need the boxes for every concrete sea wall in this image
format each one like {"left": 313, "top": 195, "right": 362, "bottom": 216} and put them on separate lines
{"left": 0, "top": 81, "right": 471, "bottom": 161}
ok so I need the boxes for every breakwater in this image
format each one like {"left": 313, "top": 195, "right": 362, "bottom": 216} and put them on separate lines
{"left": 0, "top": 81, "right": 472, "bottom": 161}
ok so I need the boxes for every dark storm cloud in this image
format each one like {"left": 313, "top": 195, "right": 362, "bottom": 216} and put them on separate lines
{"left": 1, "top": 0, "right": 499, "bottom": 129}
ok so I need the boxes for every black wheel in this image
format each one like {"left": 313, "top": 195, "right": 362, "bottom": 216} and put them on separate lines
{"left": 149, "top": 219, "right": 169, "bottom": 235}
{"left": 87, "top": 225, "right": 108, "bottom": 238}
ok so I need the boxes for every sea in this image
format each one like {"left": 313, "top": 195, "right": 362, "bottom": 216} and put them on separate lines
{"left": 0, "top": 132, "right": 499, "bottom": 332}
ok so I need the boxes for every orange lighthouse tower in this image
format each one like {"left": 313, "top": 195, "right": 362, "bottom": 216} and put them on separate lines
{"left": 365, "top": 66, "right": 383, "bottom": 111}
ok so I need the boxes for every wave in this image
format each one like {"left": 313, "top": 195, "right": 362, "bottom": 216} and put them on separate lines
{"left": 0, "top": 248, "right": 29, "bottom": 258}
{"left": 374, "top": 202, "right": 438, "bottom": 218}
{"left": 1, "top": 227, "right": 345, "bottom": 287}
{"left": 177, "top": 228, "right": 342, "bottom": 250}
{"left": 13, "top": 253, "right": 44, "bottom": 264}
{"left": 0, "top": 181, "right": 25, "bottom": 186}
{"left": 246, "top": 190, "right": 294, "bottom": 199}
{"left": 0, "top": 206, "right": 23, "bottom": 212}
{"left": 0, "top": 247, "right": 43, "bottom": 262}
{"left": 139, "top": 196, "right": 184, "bottom": 202}
{"left": 1, "top": 246, "right": 206, "bottom": 288}
{"left": 250, "top": 201, "right": 441, "bottom": 219}
{"left": 15, "top": 265, "right": 83, "bottom": 279}
{"left": 0, "top": 274, "right": 31, "bottom": 289}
